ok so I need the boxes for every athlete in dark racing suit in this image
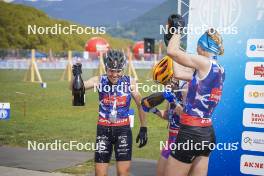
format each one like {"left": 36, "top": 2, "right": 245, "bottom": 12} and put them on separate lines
{"left": 165, "top": 14, "right": 225, "bottom": 176}
{"left": 73, "top": 50, "right": 147, "bottom": 176}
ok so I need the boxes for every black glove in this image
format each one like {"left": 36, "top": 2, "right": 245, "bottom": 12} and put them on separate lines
{"left": 164, "top": 14, "right": 185, "bottom": 46}
{"left": 136, "top": 127, "right": 148, "bottom": 148}
{"left": 72, "top": 63, "right": 82, "bottom": 76}
{"left": 168, "top": 14, "right": 185, "bottom": 31}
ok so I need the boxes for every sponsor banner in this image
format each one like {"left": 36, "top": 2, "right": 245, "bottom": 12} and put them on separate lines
{"left": 240, "top": 155, "right": 264, "bottom": 176}
{"left": 241, "top": 131, "right": 264, "bottom": 152}
{"left": 246, "top": 39, "right": 264, "bottom": 58}
{"left": 245, "top": 62, "right": 264, "bottom": 81}
{"left": 187, "top": 0, "right": 264, "bottom": 175}
{"left": 244, "top": 85, "right": 264, "bottom": 104}
{"left": 0, "top": 103, "right": 10, "bottom": 120}
{"left": 243, "top": 108, "right": 264, "bottom": 128}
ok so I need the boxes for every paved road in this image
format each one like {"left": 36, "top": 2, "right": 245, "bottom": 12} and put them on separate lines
{"left": 0, "top": 146, "right": 92, "bottom": 172}
{"left": 87, "top": 158, "right": 157, "bottom": 176}
{"left": 0, "top": 166, "right": 72, "bottom": 176}
{"left": 0, "top": 146, "right": 157, "bottom": 176}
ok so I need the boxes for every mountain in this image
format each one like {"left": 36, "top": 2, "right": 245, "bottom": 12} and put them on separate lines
{"left": 12, "top": 0, "right": 166, "bottom": 26}
{"left": 0, "top": 1, "right": 132, "bottom": 52}
{"left": 10, "top": 0, "right": 189, "bottom": 42}
{"left": 108, "top": 0, "right": 189, "bottom": 41}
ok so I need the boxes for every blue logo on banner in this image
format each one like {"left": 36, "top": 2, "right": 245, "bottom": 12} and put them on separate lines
{"left": 250, "top": 45, "right": 257, "bottom": 51}
{"left": 0, "top": 103, "right": 10, "bottom": 120}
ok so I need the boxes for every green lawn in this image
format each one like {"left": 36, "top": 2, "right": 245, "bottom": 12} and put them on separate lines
{"left": 0, "top": 69, "right": 168, "bottom": 174}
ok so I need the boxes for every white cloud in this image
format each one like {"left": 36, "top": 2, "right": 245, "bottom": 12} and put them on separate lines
{"left": 3, "top": 0, "right": 15, "bottom": 2}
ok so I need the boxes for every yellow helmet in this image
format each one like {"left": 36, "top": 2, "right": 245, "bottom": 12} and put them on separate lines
{"left": 152, "top": 55, "right": 174, "bottom": 84}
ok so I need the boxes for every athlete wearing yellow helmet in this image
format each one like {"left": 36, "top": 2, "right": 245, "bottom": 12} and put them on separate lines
{"left": 142, "top": 55, "right": 188, "bottom": 176}
{"left": 152, "top": 55, "right": 174, "bottom": 85}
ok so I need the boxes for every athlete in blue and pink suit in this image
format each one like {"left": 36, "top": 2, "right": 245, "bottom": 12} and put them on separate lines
{"left": 165, "top": 14, "right": 225, "bottom": 176}
{"left": 162, "top": 85, "right": 185, "bottom": 152}
{"left": 141, "top": 78, "right": 188, "bottom": 176}
{"left": 159, "top": 81, "right": 187, "bottom": 176}
{"left": 79, "top": 50, "right": 148, "bottom": 176}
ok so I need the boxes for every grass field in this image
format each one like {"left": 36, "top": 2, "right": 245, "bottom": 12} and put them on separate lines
{"left": 0, "top": 69, "right": 168, "bottom": 174}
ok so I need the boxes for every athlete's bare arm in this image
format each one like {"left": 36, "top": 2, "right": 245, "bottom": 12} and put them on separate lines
{"left": 173, "top": 82, "right": 188, "bottom": 116}
{"left": 173, "top": 61, "right": 194, "bottom": 81}
{"left": 167, "top": 33, "right": 212, "bottom": 80}
{"left": 155, "top": 110, "right": 168, "bottom": 120}
{"left": 173, "top": 104, "right": 183, "bottom": 116}
{"left": 83, "top": 76, "right": 99, "bottom": 90}
{"left": 154, "top": 102, "right": 169, "bottom": 120}
{"left": 130, "top": 79, "right": 147, "bottom": 127}
{"left": 156, "top": 102, "right": 183, "bottom": 120}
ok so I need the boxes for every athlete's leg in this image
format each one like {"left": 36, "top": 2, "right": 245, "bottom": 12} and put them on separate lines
{"left": 188, "top": 156, "right": 209, "bottom": 176}
{"left": 158, "top": 136, "right": 174, "bottom": 176}
{"left": 95, "top": 125, "right": 113, "bottom": 176}
{"left": 157, "top": 156, "right": 168, "bottom": 176}
{"left": 95, "top": 163, "right": 109, "bottom": 176}
{"left": 165, "top": 156, "right": 192, "bottom": 176}
{"left": 166, "top": 126, "right": 193, "bottom": 176}
{"left": 114, "top": 126, "right": 132, "bottom": 176}
{"left": 116, "top": 161, "right": 131, "bottom": 176}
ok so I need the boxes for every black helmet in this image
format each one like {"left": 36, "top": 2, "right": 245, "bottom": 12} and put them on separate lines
{"left": 104, "top": 49, "right": 126, "bottom": 70}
